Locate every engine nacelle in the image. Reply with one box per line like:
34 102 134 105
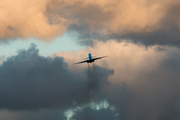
87 60 94 63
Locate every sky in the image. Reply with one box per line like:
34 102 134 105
1 0 180 120
0 33 85 56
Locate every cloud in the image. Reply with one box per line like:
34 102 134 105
0 109 66 120
0 100 119 120
47 0 180 45
0 43 113 110
1 0 180 45
63 99 119 120
0 0 66 41
56 40 180 120
1 40 180 119
71 106 118 120
0 56 5 65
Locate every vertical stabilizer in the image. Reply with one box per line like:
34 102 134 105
88 53 92 60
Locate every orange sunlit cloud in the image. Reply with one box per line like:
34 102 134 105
1 0 180 41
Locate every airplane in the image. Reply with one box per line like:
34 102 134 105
73 53 107 65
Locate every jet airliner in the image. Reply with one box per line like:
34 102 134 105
74 53 107 65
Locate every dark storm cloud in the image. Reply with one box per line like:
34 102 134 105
0 43 113 110
2 41 180 120
0 109 66 120
72 107 120 120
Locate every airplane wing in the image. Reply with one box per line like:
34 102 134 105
92 56 108 61
73 60 89 65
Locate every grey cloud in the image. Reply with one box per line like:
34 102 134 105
0 109 66 120
111 28 180 46
0 43 113 110
104 50 180 120
67 23 180 46
2 43 180 120
72 107 120 120
67 23 102 46
61 0 180 46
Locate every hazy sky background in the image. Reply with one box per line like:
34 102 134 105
0 33 85 57
1 0 180 120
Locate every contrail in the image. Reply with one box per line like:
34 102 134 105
92 62 96 71
86 63 99 101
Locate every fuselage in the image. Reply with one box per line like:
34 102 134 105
87 53 94 63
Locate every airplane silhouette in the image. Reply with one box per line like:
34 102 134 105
73 53 107 65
